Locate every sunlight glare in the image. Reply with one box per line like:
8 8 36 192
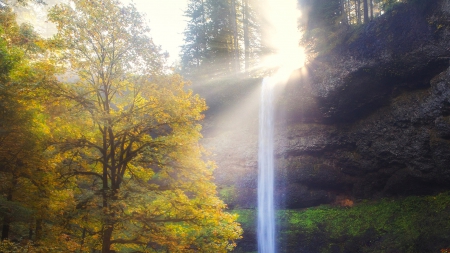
261 0 305 82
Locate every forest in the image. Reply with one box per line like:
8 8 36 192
0 0 431 252
180 0 405 80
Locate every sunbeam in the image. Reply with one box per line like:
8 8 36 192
260 0 305 81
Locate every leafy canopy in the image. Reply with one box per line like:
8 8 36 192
47 0 242 252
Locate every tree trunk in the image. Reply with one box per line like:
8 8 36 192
243 0 249 74
28 223 33 240
347 0 351 23
340 0 348 25
231 0 239 74
101 127 110 253
101 190 118 253
102 225 114 253
101 187 114 253
370 0 374 19
356 0 361 24
35 219 42 241
201 0 206 57
195 26 200 68
1 216 10 241
196 44 200 67
363 0 368 23
1 177 15 241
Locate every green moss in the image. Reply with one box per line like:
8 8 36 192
219 185 238 206
234 192 450 252
233 209 256 232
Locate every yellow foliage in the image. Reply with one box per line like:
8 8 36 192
39 0 244 251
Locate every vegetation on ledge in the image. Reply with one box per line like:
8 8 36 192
235 192 450 252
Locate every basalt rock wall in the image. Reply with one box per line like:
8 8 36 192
201 0 450 210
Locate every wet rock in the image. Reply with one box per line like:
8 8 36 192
201 0 450 209
435 116 450 138
279 183 331 209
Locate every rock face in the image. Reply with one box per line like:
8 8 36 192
201 0 450 209
278 71 450 207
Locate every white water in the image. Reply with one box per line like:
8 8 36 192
258 77 276 253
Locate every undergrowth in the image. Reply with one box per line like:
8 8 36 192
234 192 450 252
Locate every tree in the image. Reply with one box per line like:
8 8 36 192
241 0 261 75
363 0 369 22
48 0 242 252
181 0 236 79
299 0 410 57
203 0 235 77
0 7 58 244
370 0 374 20
231 0 240 74
242 0 250 71
180 0 262 80
180 0 208 78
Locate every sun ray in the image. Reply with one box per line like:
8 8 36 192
260 0 305 83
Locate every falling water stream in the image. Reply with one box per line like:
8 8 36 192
258 77 275 253
257 1 303 251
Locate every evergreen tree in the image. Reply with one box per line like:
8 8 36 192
242 0 261 75
180 0 207 77
204 0 234 77
181 0 262 80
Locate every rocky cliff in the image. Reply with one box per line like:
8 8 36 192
198 0 450 211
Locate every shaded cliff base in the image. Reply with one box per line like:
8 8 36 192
234 192 450 253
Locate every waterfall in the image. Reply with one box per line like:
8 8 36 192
258 77 275 253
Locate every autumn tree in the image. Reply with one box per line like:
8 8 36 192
48 0 241 252
0 7 60 245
